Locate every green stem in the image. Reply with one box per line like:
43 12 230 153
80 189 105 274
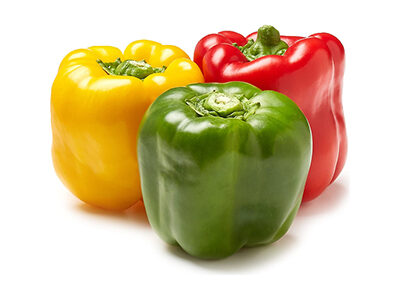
186 91 260 120
203 93 243 117
97 58 166 80
233 25 288 61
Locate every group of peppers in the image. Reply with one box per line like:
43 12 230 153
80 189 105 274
51 25 347 259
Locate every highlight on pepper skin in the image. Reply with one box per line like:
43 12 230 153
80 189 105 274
51 40 204 211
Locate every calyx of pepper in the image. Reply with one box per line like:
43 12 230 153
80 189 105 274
97 58 166 79
233 25 288 61
186 91 260 120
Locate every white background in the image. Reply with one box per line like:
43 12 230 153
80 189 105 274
1 0 399 298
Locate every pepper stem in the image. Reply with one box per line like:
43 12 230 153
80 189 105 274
185 91 260 120
203 93 244 117
234 25 288 61
97 58 166 80
257 25 281 46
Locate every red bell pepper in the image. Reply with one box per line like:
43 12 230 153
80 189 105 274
194 25 347 201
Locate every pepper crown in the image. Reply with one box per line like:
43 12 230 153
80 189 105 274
234 25 288 61
97 58 166 79
185 91 260 120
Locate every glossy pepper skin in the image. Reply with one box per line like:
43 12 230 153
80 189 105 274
194 26 347 201
51 40 204 210
138 82 312 259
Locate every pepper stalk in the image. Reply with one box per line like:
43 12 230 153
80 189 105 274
234 25 289 61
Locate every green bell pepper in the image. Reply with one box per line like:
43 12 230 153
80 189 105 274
138 82 312 259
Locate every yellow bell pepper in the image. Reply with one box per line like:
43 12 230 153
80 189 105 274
51 40 204 210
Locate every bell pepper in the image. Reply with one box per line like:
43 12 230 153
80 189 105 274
51 40 204 210
194 25 347 201
138 82 312 259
